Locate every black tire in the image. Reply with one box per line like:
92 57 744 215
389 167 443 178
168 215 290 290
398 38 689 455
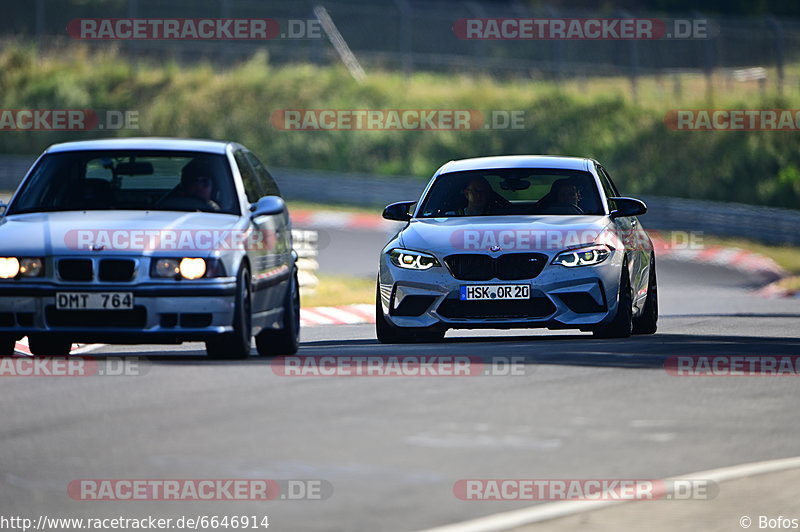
633 255 658 335
206 266 252 359
0 336 16 357
28 336 72 356
375 284 446 343
593 262 633 339
256 268 300 356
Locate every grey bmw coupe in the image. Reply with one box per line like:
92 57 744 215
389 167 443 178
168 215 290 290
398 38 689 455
377 155 657 342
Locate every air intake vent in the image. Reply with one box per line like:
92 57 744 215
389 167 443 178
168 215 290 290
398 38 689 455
444 253 547 281
99 259 136 282
58 259 93 281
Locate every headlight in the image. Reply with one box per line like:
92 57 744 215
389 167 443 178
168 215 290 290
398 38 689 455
151 258 225 279
0 257 43 279
0 257 20 279
179 258 206 280
19 258 43 277
152 258 180 278
389 249 440 270
552 244 612 267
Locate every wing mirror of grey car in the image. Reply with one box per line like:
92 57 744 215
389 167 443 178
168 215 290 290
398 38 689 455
250 195 285 218
608 197 647 219
0 201 6 216
382 201 416 222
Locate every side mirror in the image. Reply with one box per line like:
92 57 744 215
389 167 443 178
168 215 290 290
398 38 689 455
250 195 285 218
0 201 6 216
382 201 415 222
608 197 647 219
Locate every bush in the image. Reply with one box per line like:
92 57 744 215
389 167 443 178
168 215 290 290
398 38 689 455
1 44 799 209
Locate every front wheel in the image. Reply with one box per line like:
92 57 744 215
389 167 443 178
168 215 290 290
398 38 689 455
256 269 300 356
28 336 72 356
633 254 658 335
206 266 252 359
593 263 633 339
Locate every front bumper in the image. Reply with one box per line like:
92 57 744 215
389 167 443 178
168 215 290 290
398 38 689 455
378 252 622 331
0 280 238 343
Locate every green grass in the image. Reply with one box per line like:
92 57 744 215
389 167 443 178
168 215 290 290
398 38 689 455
287 200 379 215
776 276 800 292
301 274 374 307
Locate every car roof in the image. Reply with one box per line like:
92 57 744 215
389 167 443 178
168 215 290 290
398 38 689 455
45 137 232 155
438 155 591 173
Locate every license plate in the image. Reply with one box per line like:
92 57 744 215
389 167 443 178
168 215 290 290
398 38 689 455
56 292 134 310
460 284 530 300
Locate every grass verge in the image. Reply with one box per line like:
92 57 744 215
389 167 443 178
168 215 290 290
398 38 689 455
3 44 800 209
287 200 380 215
301 274 375 307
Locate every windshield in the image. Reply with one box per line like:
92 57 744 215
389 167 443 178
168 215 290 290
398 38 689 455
7 150 239 216
417 168 604 217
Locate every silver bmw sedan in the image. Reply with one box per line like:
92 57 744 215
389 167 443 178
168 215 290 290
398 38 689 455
0 138 299 358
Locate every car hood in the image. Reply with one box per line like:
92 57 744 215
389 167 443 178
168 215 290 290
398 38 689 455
0 210 243 256
399 216 613 255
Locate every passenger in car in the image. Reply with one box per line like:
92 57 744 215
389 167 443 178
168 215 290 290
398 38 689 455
176 159 221 211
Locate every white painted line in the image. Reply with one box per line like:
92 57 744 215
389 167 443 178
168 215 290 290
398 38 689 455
71 343 106 355
418 456 800 532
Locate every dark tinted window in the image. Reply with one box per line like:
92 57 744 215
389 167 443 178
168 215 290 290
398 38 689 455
9 150 239 215
244 152 281 197
233 150 263 203
418 168 603 217
596 165 620 212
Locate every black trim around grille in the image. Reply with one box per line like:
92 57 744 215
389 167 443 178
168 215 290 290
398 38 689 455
444 253 548 281
437 297 556 319
45 306 147 328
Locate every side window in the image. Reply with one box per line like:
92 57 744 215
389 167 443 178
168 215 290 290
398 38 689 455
596 166 618 212
233 150 263 203
244 152 281 197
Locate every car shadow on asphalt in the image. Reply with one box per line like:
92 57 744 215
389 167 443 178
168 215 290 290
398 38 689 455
82 331 800 372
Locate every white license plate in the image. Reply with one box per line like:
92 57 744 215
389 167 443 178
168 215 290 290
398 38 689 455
56 292 134 310
460 284 530 300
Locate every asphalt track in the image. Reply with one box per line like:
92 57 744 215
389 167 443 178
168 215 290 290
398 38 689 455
1 227 800 532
